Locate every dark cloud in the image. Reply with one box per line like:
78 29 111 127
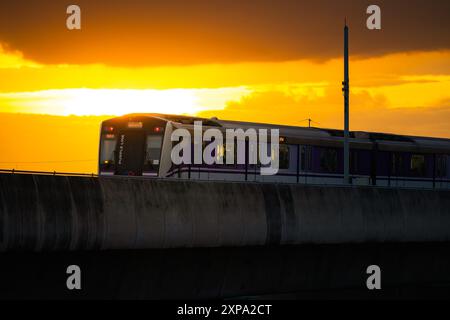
0 0 449 66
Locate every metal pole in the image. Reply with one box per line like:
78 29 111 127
343 23 350 184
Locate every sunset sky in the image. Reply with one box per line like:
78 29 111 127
0 0 449 173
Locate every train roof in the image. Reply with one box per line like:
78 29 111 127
104 113 450 154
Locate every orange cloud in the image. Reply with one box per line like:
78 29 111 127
1 0 450 66
199 88 450 138
0 43 41 69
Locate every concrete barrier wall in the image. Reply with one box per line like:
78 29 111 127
0 173 449 251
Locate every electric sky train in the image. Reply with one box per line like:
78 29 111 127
99 113 450 189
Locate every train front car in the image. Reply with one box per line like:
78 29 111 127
98 115 168 177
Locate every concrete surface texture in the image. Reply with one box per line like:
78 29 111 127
0 173 449 251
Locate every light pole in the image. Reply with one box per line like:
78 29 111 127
343 23 350 185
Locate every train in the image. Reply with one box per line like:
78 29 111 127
99 113 450 189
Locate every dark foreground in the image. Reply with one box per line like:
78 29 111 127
1 243 450 299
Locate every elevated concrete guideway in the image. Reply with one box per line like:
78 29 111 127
1 173 449 251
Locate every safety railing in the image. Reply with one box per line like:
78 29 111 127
1 168 449 190
0 168 97 177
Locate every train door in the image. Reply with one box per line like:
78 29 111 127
143 135 163 176
116 131 146 176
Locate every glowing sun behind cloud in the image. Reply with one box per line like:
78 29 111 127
0 87 251 116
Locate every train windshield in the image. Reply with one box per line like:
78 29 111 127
100 134 117 165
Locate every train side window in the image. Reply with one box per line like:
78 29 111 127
279 145 290 169
392 153 403 176
146 135 163 168
300 146 312 171
320 148 337 173
350 150 358 174
436 155 447 177
410 154 426 177
215 143 225 164
254 143 289 169
216 143 237 165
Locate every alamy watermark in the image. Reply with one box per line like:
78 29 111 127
170 121 280 176
66 265 81 290
366 4 382 30
366 265 381 290
66 5 81 30
67 4 382 31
